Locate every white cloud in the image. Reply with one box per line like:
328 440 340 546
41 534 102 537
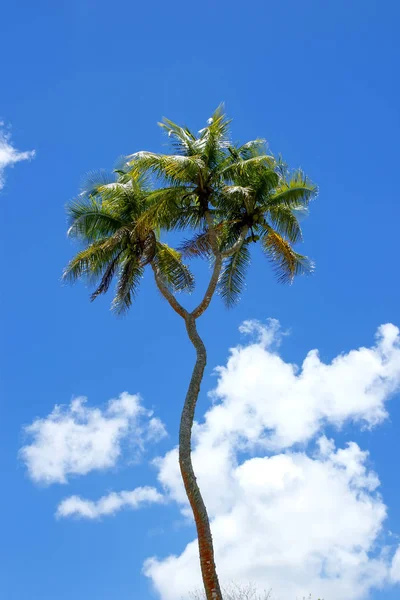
390 546 400 583
57 486 165 519
147 440 392 600
20 392 166 484
210 319 400 451
145 321 400 600
0 123 35 190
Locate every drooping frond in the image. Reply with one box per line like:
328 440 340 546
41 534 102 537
154 243 194 292
261 226 313 283
62 238 121 283
179 230 214 259
112 254 144 315
267 205 303 244
90 251 123 301
219 243 251 307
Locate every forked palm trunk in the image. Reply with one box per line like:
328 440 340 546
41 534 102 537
179 315 223 600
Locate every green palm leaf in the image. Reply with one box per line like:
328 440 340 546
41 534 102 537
154 243 194 292
196 104 232 166
219 243 251 307
158 119 197 156
67 199 124 241
267 205 303 244
63 238 121 283
136 186 196 233
112 254 144 315
221 154 276 181
127 152 204 185
266 170 318 209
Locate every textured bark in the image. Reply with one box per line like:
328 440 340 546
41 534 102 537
191 254 223 319
179 315 223 600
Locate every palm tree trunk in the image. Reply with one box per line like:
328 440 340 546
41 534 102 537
179 314 223 600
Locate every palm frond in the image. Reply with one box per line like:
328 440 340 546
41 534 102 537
266 170 318 209
67 199 123 241
90 251 123 301
154 243 194 292
205 104 231 134
112 254 144 315
63 238 121 283
267 205 303 244
261 226 313 283
221 154 276 181
79 170 117 198
135 186 196 233
158 118 197 156
127 152 204 185
196 104 232 167
235 138 267 160
219 243 251 307
179 230 214 258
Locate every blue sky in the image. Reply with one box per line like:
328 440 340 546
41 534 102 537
1 0 400 599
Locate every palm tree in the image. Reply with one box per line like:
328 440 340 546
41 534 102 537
64 106 318 600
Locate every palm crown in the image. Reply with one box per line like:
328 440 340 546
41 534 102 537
64 105 317 312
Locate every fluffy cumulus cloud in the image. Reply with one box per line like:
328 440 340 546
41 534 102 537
210 319 400 451
20 392 166 484
0 123 35 190
146 320 400 600
57 486 165 519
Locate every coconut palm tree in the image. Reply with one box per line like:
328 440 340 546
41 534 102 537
64 106 317 600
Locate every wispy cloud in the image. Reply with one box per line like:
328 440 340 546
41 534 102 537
20 392 166 484
57 486 165 519
0 123 35 190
